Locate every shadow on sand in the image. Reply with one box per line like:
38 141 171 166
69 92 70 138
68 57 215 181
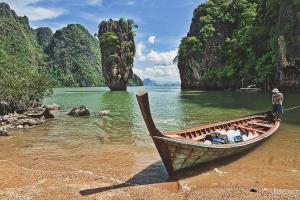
79 148 255 196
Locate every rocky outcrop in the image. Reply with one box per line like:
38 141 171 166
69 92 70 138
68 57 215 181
276 0 300 88
177 1 250 90
35 27 53 49
45 24 105 87
68 105 90 116
98 18 136 91
0 107 54 135
177 0 300 90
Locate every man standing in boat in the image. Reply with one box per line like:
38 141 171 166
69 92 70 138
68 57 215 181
272 88 284 121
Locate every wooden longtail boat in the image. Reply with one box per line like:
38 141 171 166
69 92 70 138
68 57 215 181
136 91 280 175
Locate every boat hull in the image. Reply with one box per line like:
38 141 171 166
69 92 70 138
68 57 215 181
152 134 272 174
136 91 280 175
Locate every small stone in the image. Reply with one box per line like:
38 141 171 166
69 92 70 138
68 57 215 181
250 188 257 192
24 144 33 148
68 105 90 116
97 110 111 116
16 125 23 128
24 124 30 128
0 129 9 136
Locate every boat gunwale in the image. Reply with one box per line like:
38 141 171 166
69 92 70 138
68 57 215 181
164 115 266 135
156 117 280 149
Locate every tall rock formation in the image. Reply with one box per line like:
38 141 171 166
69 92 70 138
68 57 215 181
275 0 300 88
45 24 105 87
177 0 300 90
35 27 53 50
98 18 136 91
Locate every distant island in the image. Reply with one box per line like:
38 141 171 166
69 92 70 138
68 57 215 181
143 78 180 86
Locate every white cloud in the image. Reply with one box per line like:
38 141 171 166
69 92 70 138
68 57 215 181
147 49 177 65
133 64 180 81
148 35 156 44
2 0 66 21
135 42 177 65
134 41 180 81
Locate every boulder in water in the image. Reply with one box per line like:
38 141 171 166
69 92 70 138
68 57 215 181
68 105 90 116
97 110 111 116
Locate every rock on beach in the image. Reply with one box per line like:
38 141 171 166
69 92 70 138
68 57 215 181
68 105 90 116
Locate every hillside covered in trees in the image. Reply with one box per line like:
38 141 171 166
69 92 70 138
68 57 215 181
0 2 50 114
44 24 105 87
177 0 300 90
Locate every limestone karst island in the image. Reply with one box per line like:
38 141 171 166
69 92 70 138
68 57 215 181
0 1 300 199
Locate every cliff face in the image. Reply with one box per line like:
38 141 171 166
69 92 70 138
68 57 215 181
178 0 300 90
45 24 105 87
35 27 53 50
275 0 300 88
98 18 136 91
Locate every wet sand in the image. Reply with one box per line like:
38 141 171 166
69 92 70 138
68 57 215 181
0 127 299 199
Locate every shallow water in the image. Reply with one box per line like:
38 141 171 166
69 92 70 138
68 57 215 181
0 86 300 199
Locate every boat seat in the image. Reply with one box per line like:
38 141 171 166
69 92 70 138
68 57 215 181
247 122 273 128
233 124 266 134
190 134 206 141
166 134 196 142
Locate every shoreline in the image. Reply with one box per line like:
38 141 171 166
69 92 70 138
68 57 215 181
0 104 59 136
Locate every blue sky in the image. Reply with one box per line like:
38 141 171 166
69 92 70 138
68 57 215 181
3 0 205 82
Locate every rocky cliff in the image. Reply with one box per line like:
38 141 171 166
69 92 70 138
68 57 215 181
35 27 53 50
178 0 300 90
45 24 105 87
275 0 300 88
98 18 136 91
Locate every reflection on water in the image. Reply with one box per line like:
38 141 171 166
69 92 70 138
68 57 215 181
0 86 300 198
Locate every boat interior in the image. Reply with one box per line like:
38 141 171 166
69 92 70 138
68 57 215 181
164 115 276 144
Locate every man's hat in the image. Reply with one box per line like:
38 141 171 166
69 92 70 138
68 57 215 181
272 88 279 93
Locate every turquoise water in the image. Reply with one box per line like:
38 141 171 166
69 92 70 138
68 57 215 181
44 86 300 140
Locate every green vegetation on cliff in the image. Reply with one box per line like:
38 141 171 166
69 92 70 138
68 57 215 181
0 3 51 113
178 0 300 89
128 74 143 86
45 24 105 87
98 18 137 91
35 27 53 50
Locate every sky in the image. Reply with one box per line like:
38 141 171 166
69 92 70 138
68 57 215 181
3 0 205 82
